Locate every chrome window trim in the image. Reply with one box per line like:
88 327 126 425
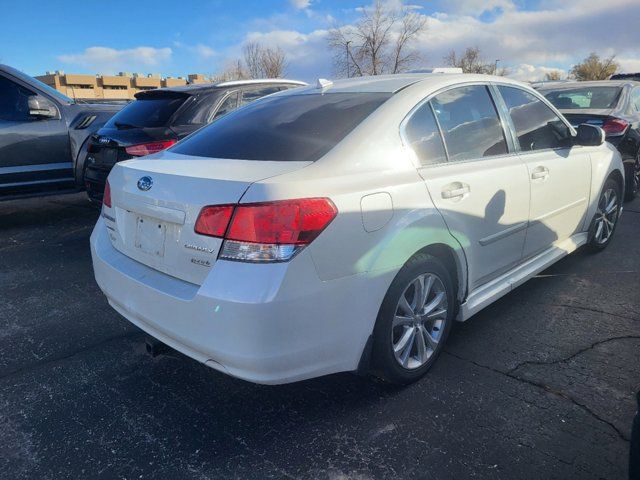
399 81 516 168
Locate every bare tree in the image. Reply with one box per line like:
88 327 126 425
243 42 263 79
570 53 618 81
242 41 288 79
444 46 507 75
211 60 249 83
259 46 287 78
328 0 427 77
544 70 564 81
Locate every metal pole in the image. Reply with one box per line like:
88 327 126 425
346 41 352 78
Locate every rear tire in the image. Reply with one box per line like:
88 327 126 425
587 177 622 252
371 254 455 385
624 153 640 202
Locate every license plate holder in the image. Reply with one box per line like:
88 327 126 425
134 215 166 257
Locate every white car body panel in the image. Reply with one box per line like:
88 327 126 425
91 73 624 384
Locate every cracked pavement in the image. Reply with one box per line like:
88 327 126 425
1 193 639 479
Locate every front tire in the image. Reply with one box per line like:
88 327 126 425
371 254 455 385
587 177 622 252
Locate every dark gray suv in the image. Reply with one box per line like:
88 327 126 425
0 64 123 200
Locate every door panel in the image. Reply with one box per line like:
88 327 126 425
520 149 591 257
421 157 530 289
0 75 70 191
494 85 592 257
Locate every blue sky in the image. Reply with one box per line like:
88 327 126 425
1 0 639 82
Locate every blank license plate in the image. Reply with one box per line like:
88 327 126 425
134 215 166 257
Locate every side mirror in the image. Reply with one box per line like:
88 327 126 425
28 96 58 119
575 124 605 147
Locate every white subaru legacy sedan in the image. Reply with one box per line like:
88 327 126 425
91 74 624 385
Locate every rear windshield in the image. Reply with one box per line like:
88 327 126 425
170 92 391 162
542 86 621 110
104 95 188 129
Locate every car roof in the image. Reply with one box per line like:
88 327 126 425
288 73 528 94
538 80 639 90
148 78 307 95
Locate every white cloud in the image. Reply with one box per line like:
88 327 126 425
289 0 311 10
617 57 640 73
440 0 515 15
191 44 216 59
58 46 172 73
508 64 566 82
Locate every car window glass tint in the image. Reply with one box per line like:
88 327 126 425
0 76 35 121
171 92 391 162
632 88 640 112
213 92 239 120
430 85 507 162
241 86 281 106
543 86 621 110
499 86 572 151
404 102 447 165
174 92 222 125
104 95 187 129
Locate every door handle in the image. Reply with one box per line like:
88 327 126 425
441 183 470 199
531 166 549 180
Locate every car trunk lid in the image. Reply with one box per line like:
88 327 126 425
105 151 311 285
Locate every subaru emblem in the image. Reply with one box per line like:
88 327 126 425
137 176 153 191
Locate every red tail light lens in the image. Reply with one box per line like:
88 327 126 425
602 118 629 136
227 198 337 245
125 139 177 157
103 179 112 208
194 205 234 238
194 198 337 262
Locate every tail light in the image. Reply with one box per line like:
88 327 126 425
103 179 112 208
125 139 177 157
194 198 337 262
602 118 629 137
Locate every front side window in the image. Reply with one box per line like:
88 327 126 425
498 86 572 151
404 102 447 166
0 75 35 121
171 92 391 162
430 85 508 162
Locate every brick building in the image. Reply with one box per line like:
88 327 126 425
35 71 211 100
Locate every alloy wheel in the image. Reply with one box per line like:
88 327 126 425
594 187 619 245
391 273 448 370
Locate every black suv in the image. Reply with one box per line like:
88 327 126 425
539 80 640 200
83 79 306 204
0 64 122 199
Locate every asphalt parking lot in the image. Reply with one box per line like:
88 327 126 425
1 193 639 480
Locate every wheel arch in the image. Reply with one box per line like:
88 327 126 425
413 243 464 302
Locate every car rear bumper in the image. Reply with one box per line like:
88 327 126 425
90 217 395 384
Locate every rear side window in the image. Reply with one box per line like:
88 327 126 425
104 95 188 129
543 86 621 109
431 85 507 162
171 92 391 162
404 103 447 166
212 91 240 120
498 86 572 151
240 86 282 106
